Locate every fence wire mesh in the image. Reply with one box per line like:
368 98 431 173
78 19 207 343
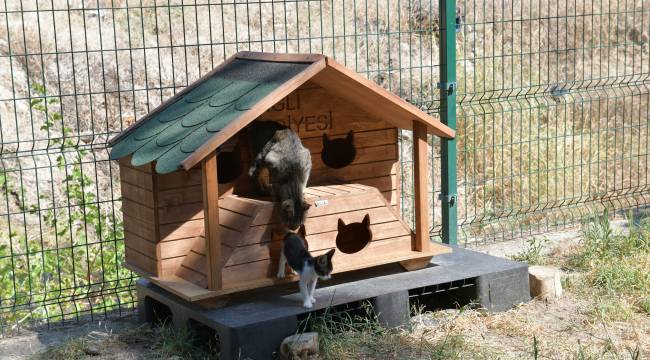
0 0 647 334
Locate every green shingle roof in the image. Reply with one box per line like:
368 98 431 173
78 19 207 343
109 57 313 173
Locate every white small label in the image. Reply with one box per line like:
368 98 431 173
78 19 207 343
314 199 329 207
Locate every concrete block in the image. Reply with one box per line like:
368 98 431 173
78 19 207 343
528 265 563 300
372 290 410 328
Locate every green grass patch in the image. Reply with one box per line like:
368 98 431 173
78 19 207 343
564 214 650 320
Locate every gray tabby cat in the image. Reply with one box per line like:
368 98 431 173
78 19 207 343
277 227 335 308
248 121 312 230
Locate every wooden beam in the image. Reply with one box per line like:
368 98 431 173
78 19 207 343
235 51 325 63
202 151 221 290
413 120 430 252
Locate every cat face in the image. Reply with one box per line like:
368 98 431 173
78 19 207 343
336 214 372 254
321 131 356 169
280 199 311 230
314 249 335 280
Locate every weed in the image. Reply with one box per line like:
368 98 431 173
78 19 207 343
511 237 549 265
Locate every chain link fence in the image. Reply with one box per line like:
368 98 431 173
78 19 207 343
0 0 648 334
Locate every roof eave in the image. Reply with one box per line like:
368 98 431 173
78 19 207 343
179 57 328 171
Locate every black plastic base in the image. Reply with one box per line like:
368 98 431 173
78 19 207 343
137 247 529 360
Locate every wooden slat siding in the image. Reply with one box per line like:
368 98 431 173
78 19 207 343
176 265 208 288
123 215 157 242
121 198 155 224
310 160 397 183
121 181 155 208
251 191 387 226
412 120 430 252
219 195 261 215
300 128 397 153
159 237 199 259
125 246 157 275
119 165 153 190
258 85 393 138
124 231 156 257
202 152 222 290
225 220 410 266
157 185 203 207
311 144 397 170
221 235 413 285
160 257 187 276
158 202 203 224
158 209 248 244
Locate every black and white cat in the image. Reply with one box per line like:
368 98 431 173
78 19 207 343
277 228 335 308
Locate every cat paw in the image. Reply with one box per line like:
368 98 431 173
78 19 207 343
310 296 316 303
276 271 286 279
302 301 313 309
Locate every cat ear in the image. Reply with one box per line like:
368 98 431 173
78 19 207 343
338 218 345 231
322 133 329 144
346 130 354 143
362 214 370 228
281 199 295 217
326 248 335 260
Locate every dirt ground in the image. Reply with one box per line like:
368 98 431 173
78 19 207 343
1 219 648 360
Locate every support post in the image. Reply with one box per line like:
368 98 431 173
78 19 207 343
413 120 430 252
440 0 458 245
202 151 221 290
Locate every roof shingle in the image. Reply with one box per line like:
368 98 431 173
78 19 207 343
109 58 311 173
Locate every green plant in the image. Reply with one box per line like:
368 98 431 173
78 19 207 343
0 83 130 329
511 237 549 265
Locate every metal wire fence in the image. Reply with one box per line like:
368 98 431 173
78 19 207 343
0 0 647 334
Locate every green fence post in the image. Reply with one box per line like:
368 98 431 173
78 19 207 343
440 0 458 245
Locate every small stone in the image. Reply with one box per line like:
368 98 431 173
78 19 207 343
84 345 101 356
529 265 563 300
280 332 318 360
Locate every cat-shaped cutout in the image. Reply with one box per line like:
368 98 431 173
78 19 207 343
336 214 372 254
321 131 356 169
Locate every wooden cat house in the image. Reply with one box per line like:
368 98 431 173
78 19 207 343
109 52 455 301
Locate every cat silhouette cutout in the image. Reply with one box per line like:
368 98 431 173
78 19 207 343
321 131 356 169
336 214 372 254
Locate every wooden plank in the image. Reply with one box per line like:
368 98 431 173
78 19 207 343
300 128 397 153
160 256 186 276
157 185 203 207
222 235 412 285
181 58 327 170
124 231 156 258
158 218 245 247
158 202 203 224
119 165 153 190
176 265 208 288
157 168 202 190
121 198 155 224
310 160 397 183
121 181 155 208
312 58 454 138
219 196 260 216
250 191 387 226
259 86 393 138
125 246 157 275
202 152 222 290
226 220 411 266
123 215 156 242
310 144 397 172
149 275 217 302
413 120 430 252
159 237 198 259
400 256 433 271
